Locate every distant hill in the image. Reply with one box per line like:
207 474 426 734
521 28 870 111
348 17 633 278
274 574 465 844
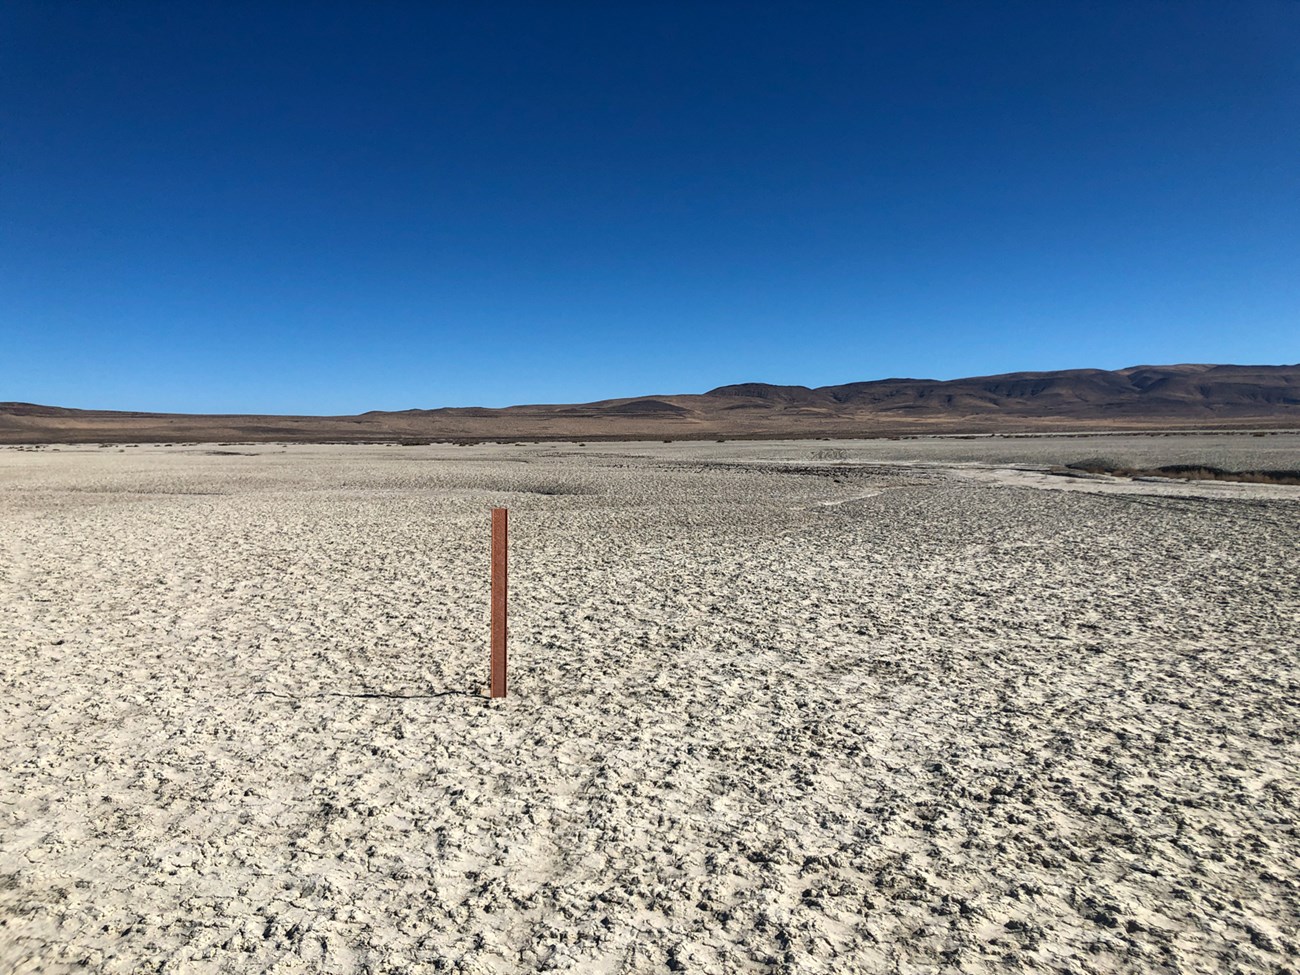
3 364 1298 443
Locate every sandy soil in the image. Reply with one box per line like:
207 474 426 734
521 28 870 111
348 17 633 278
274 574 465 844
2 441 1298 974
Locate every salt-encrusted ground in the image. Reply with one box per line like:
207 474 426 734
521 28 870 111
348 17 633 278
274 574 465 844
1 440 1297 974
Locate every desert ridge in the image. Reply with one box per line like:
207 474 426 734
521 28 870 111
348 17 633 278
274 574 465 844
3 363 1299 443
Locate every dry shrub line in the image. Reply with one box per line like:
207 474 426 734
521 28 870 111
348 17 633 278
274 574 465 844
1064 459 1300 485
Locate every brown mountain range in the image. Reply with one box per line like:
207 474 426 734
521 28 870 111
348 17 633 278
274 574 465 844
3 364 1298 443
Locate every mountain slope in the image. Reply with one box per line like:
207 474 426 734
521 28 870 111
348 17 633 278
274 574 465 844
3 364 1297 443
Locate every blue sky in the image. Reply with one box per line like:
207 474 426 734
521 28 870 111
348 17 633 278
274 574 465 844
3 2 1298 413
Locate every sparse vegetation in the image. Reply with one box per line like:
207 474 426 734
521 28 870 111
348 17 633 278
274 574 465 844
1063 457 1123 475
1065 459 1300 485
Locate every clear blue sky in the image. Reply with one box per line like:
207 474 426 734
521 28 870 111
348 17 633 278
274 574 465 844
3 2 1298 413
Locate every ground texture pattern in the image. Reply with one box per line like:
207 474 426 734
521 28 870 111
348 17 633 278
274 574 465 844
1 443 1298 974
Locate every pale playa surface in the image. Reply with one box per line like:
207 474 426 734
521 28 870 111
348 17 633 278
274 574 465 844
1 439 1298 974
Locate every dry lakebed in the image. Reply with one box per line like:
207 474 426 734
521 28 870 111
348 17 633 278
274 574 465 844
1 436 1298 974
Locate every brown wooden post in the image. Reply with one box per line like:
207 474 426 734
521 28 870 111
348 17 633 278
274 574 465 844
490 507 508 698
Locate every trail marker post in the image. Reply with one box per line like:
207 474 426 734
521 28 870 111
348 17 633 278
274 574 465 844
489 507 508 698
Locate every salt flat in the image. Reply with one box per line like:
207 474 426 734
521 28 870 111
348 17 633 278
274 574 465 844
1 439 1298 974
